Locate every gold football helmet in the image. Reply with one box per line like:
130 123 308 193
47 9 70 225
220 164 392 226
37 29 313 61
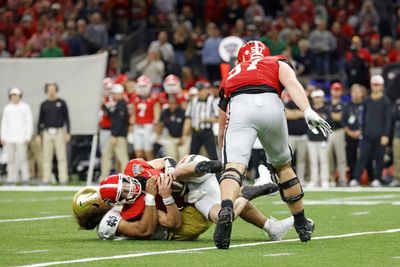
72 187 110 230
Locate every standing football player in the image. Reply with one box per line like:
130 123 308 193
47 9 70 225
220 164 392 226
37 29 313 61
131 75 160 160
215 40 331 249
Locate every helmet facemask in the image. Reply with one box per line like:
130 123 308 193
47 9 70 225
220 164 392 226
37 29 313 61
117 174 143 204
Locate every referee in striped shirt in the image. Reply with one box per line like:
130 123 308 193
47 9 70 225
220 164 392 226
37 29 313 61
183 81 219 159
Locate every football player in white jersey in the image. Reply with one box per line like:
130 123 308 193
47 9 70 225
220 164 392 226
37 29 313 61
73 156 294 241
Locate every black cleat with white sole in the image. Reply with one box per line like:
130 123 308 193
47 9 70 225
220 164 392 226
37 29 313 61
213 207 234 249
294 218 315 242
241 183 279 201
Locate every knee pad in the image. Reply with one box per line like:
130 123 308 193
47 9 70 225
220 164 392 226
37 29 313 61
278 177 304 203
219 168 245 186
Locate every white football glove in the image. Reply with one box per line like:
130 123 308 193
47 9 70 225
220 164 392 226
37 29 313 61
304 107 332 137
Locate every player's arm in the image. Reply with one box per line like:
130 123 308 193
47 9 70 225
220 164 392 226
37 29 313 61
278 61 310 112
157 175 182 229
153 101 161 124
116 177 158 238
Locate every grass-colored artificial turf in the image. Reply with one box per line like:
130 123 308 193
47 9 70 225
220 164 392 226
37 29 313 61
1 190 400 267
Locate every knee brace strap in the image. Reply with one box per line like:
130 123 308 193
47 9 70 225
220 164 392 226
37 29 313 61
219 168 245 186
278 177 304 203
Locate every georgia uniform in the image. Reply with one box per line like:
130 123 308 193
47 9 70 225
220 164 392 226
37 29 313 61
219 55 292 167
132 94 158 151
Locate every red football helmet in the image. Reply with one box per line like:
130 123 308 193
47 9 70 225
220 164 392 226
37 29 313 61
99 174 143 204
236 40 270 63
163 74 182 94
136 75 153 97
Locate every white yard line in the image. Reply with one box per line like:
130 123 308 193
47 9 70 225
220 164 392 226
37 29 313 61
263 253 294 257
0 186 399 192
351 212 370 216
15 228 400 267
0 215 71 223
17 250 50 254
0 197 72 203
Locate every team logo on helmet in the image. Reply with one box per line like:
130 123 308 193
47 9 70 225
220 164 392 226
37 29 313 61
237 40 270 63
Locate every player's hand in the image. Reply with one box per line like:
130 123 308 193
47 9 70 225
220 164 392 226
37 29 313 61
381 135 389 146
164 167 176 181
157 173 172 198
304 107 332 137
146 176 158 196
0 139 5 146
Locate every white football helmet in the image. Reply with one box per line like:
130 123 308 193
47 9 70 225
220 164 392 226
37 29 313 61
135 75 153 97
163 74 182 94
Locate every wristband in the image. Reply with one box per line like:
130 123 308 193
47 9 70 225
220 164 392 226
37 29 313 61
162 196 175 206
145 193 156 206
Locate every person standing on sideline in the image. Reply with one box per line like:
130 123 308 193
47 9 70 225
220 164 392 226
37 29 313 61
1 88 33 185
183 81 219 160
37 83 70 185
341 84 365 184
351 75 392 187
391 98 400 187
326 82 347 186
100 84 129 181
215 40 331 249
307 89 330 188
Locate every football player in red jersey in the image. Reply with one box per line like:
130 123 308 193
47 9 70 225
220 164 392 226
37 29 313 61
131 75 161 160
159 74 189 109
73 156 294 241
214 40 332 249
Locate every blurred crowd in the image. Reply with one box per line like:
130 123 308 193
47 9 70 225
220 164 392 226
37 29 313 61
1 0 400 187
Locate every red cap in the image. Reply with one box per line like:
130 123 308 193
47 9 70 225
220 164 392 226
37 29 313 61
330 82 343 91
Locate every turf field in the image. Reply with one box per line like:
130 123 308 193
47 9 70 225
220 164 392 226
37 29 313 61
1 187 400 267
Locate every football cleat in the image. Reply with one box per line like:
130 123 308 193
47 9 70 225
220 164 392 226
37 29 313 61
194 160 223 174
294 218 315 242
241 183 279 201
213 207 234 249
265 216 294 241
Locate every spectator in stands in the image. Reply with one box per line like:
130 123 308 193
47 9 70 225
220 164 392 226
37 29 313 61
326 82 347 186
358 1 379 36
345 45 369 87
85 12 108 52
8 27 27 57
391 98 400 187
351 75 392 187
65 20 87 56
342 84 365 183
290 0 315 28
39 35 64 57
331 21 351 74
183 81 218 160
368 34 384 67
172 23 190 68
100 84 129 181
260 26 286 56
1 88 33 185
37 82 70 185
381 36 398 64
284 92 309 183
148 31 175 71
307 89 330 188
0 39 10 57
202 23 222 83
223 0 244 30
294 39 313 75
244 0 265 25
157 95 188 160
308 20 337 75
136 50 165 85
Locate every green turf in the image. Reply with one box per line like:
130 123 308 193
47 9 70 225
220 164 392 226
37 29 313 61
1 190 400 267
